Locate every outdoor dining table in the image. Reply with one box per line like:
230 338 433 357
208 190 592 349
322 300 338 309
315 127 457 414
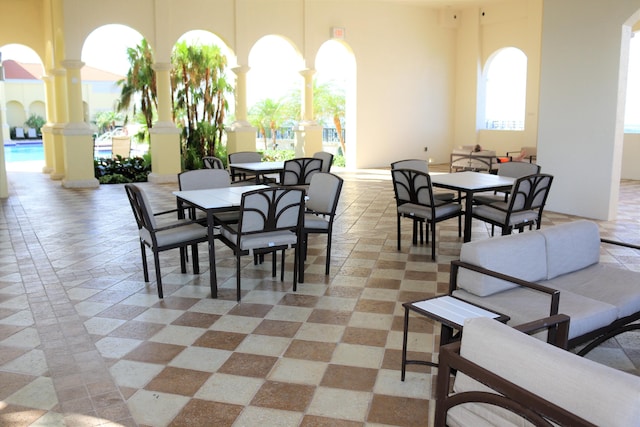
430 171 515 242
228 161 285 184
173 184 268 298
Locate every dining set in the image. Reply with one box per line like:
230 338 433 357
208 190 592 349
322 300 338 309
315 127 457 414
390 158 554 259
125 151 342 302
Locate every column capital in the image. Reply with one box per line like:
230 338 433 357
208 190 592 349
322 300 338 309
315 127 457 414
232 65 250 76
152 62 172 72
49 68 66 77
61 60 85 70
299 68 316 78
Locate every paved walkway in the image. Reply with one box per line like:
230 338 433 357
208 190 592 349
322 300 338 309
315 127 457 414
0 166 638 426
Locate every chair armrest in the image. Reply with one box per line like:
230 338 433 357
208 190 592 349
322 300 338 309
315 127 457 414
449 259 561 317
154 219 203 232
434 316 595 427
153 208 180 217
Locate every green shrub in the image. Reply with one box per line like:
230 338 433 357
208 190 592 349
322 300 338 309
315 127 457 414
94 156 150 184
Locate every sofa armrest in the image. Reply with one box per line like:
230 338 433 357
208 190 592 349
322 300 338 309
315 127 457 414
514 314 570 349
434 317 597 427
601 238 640 251
449 259 561 317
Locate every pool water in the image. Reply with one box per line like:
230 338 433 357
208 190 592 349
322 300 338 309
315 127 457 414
4 143 113 162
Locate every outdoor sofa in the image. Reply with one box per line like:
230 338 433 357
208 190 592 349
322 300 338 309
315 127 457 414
448 219 640 354
450 145 500 173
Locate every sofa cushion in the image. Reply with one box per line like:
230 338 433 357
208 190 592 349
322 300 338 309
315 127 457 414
451 317 640 427
545 263 640 318
540 220 600 279
452 286 618 340
458 231 547 297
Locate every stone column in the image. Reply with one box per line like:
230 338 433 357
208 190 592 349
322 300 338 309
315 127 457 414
0 78 7 198
294 69 322 157
50 67 67 180
60 60 98 189
148 62 180 184
41 74 56 174
226 65 257 154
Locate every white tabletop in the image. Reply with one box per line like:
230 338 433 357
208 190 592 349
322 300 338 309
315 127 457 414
173 185 268 210
430 171 515 191
229 161 284 172
412 295 501 327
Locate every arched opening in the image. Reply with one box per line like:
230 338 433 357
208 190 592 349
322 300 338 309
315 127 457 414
173 30 236 168
247 35 303 151
315 39 356 168
481 47 527 131
1 43 45 173
82 24 144 157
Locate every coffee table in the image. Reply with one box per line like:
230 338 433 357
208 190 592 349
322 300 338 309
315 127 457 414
401 295 509 381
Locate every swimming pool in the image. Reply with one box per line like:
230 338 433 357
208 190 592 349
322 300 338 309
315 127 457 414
4 142 118 162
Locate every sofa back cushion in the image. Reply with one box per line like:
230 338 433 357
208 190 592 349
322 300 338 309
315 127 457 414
540 220 600 280
458 231 547 296
453 317 640 427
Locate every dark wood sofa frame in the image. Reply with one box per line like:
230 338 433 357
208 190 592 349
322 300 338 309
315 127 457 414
433 314 604 427
448 235 640 356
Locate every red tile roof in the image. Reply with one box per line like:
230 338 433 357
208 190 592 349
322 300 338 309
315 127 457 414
2 59 124 81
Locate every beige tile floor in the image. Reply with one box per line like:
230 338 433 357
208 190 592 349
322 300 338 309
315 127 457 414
1 163 639 426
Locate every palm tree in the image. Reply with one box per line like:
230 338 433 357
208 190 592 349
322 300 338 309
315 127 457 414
313 81 346 155
172 41 233 166
248 98 286 150
93 110 123 134
116 39 157 133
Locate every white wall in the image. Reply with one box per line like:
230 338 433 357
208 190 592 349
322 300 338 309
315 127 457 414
538 0 640 220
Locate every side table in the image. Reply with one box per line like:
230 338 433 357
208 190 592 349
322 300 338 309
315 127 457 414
401 295 509 381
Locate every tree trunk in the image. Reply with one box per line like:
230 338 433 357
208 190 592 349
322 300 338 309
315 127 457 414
334 115 346 155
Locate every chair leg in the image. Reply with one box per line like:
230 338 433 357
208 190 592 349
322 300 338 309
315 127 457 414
280 249 285 281
412 220 418 245
293 246 298 292
191 244 200 274
140 242 149 282
431 222 437 261
325 234 332 276
458 215 462 238
153 253 164 299
272 252 277 277
179 247 187 273
236 254 242 302
397 214 402 251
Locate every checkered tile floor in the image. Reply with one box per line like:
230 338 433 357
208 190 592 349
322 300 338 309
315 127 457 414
1 163 639 426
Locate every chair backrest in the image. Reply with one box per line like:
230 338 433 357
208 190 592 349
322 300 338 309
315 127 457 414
238 187 305 235
506 173 554 213
281 158 323 186
202 156 224 169
228 151 262 164
313 151 334 173
497 161 541 178
306 173 344 216
178 169 231 191
391 168 436 208
390 159 429 173
125 184 157 238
